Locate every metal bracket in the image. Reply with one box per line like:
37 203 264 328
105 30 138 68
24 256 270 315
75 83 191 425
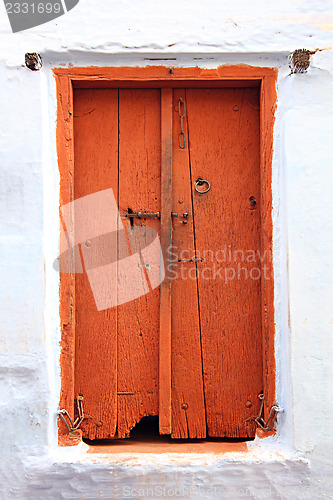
58 396 88 432
246 394 282 431
125 211 160 219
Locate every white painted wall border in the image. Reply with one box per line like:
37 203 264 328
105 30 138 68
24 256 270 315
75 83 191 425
40 52 293 460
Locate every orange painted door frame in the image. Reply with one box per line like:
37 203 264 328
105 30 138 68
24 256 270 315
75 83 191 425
55 66 277 444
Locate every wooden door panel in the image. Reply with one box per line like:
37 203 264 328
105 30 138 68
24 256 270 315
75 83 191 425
171 89 206 439
73 89 119 439
117 89 161 438
186 88 262 437
71 86 263 441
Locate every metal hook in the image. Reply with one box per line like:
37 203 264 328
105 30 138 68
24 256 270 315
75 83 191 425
246 393 283 431
58 395 88 433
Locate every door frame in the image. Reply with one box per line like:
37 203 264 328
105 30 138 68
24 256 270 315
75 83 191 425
54 65 277 445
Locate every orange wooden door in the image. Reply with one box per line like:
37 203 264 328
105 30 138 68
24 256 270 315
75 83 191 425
71 86 262 440
171 88 262 438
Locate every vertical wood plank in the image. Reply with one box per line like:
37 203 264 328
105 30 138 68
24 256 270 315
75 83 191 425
260 76 277 422
170 89 206 439
159 88 173 435
73 89 119 440
117 89 161 438
57 75 76 444
187 88 262 437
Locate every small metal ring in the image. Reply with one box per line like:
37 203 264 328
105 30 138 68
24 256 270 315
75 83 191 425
194 178 211 194
178 98 186 117
179 131 185 149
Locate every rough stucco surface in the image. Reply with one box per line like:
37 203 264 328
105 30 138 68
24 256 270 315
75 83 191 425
0 0 333 498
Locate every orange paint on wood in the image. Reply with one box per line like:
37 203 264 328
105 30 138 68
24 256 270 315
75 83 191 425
58 430 82 447
260 76 277 421
159 88 173 435
117 89 161 438
186 88 262 437
57 75 76 440
73 89 119 439
56 66 277 444
171 89 206 439
54 65 276 88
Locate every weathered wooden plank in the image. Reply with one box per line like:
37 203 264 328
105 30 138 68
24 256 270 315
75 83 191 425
159 88 173 435
170 89 206 439
117 89 161 438
260 76 277 424
73 89 119 439
57 75 76 445
186 88 263 437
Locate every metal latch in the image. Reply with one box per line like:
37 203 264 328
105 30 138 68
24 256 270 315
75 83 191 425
246 393 282 431
58 395 89 432
125 210 160 219
125 211 189 220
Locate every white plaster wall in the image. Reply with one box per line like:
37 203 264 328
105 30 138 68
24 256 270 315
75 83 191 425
0 0 333 498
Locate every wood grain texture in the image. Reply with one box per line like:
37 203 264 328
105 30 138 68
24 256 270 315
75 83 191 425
54 65 277 89
57 69 277 443
170 89 206 439
57 75 76 443
117 89 161 438
260 76 277 421
159 88 173 435
186 88 262 437
73 89 119 439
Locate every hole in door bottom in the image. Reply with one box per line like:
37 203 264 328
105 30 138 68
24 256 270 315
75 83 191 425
83 415 255 446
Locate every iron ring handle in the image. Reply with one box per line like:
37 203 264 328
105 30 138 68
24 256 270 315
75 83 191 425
194 178 211 194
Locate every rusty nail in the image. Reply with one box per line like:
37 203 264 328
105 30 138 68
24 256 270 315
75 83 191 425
96 421 103 427
85 240 92 247
182 403 188 410
182 220 188 225
179 199 184 204
246 401 252 408
233 105 239 111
